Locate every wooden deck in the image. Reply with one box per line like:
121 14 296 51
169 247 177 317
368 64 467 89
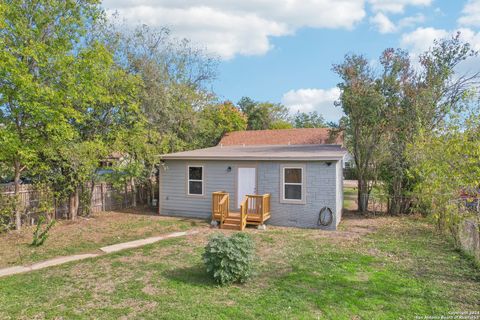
212 192 271 230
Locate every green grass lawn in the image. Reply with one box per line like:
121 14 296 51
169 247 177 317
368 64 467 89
0 210 199 268
343 184 388 212
343 185 357 210
0 214 478 319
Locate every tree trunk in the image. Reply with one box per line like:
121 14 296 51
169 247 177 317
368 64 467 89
131 177 137 207
146 183 151 206
75 188 79 218
388 176 402 215
124 183 128 208
357 177 369 213
89 179 96 216
149 178 155 206
68 193 75 220
13 159 21 230
69 188 79 220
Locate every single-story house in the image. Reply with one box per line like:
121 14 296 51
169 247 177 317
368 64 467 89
158 128 347 230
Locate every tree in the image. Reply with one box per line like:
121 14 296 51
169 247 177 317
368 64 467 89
237 97 289 130
99 23 217 204
44 52 141 218
0 0 107 229
333 54 386 212
198 101 247 146
293 111 326 128
379 35 478 214
333 34 478 215
269 120 293 129
378 48 418 214
408 109 480 241
106 24 217 152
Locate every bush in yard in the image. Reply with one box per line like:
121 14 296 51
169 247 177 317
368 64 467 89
31 216 55 247
0 194 15 232
203 232 255 285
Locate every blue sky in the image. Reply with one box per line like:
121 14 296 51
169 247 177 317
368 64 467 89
103 1 480 122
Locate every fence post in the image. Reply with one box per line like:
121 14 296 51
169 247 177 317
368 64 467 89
101 183 106 211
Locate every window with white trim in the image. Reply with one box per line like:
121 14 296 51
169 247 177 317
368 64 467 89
283 167 303 201
188 165 203 195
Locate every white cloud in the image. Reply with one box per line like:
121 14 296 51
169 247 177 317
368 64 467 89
400 27 449 53
398 14 425 28
368 0 432 13
371 13 425 34
370 13 396 33
400 27 480 75
458 0 480 27
401 27 480 54
103 0 366 59
281 88 344 122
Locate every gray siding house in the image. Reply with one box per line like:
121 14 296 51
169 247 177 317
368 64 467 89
159 142 346 230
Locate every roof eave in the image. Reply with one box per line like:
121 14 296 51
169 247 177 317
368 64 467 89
160 155 345 161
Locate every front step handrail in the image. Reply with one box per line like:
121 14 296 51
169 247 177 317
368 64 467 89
239 198 248 231
212 191 229 221
218 194 229 229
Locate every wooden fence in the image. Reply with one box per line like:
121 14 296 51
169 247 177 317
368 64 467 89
0 182 141 226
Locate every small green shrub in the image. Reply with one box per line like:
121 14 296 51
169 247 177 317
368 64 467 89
0 194 15 232
31 216 55 247
202 232 255 285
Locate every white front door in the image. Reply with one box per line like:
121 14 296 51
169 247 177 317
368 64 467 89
237 167 256 208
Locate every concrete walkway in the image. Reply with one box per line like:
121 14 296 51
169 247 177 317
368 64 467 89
0 230 198 278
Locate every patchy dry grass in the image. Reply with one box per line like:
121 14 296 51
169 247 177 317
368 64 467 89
0 211 478 319
0 209 202 268
344 184 357 210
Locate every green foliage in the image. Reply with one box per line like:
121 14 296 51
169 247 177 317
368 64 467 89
333 54 386 212
237 97 290 130
377 39 477 214
333 33 479 214
203 232 256 285
0 0 131 226
198 101 247 146
98 23 217 202
31 216 55 247
269 120 293 129
293 111 326 128
0 194 15 232
408 111 480 242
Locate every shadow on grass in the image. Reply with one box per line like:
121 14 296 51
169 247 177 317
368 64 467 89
114 206 158 216
342 209 382 220
109 208 207 227
163 264 217 287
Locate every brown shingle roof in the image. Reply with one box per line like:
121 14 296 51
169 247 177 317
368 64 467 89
218 128 342 146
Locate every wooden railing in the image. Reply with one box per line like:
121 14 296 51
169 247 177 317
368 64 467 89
212 191 229 221
217 193 229 228
246 194 271 222
239 198 248 231
262 194 271 220
212 192 271 229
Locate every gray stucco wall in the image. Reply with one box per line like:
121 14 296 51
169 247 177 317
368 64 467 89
159 159 342 229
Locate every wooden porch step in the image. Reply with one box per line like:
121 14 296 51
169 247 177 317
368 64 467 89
221 222 242 230
221 212 242 230
224 218 240 224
